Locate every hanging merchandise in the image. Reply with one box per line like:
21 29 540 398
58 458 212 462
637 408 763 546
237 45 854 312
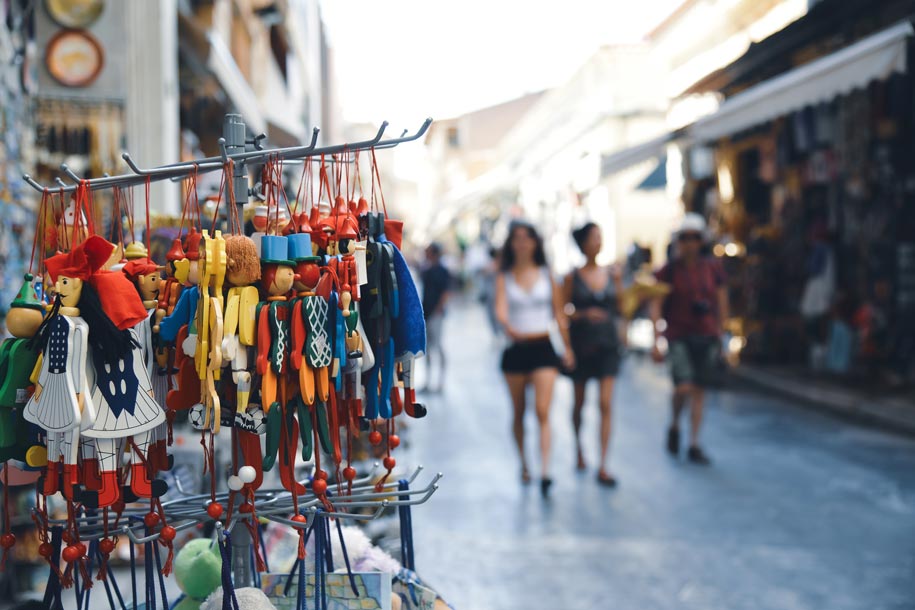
6 115 443 609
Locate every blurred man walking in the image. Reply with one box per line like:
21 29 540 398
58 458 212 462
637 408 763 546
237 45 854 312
421 242 451 393
650 213 729 465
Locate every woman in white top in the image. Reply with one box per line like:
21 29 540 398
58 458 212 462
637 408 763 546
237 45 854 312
494 222 573 497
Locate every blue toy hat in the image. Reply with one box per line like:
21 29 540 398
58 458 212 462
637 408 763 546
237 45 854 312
288 233 320 262
260 235 294 265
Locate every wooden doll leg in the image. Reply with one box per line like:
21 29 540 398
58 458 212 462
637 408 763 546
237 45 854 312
130 430 166 498
262 367 278 411
300 363 316 405
43 433 62 496
90 437 122 508
316 366 329 402
262 367 281 472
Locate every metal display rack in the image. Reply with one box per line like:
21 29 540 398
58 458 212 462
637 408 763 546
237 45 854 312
20 113 440 595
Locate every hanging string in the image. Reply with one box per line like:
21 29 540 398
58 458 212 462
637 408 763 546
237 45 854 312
370 148 388 217
29 190 49 275
1 466 12 571
110 187 125 251
293 156 313 218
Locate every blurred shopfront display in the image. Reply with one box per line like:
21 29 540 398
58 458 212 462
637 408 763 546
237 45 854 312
680 1 915 386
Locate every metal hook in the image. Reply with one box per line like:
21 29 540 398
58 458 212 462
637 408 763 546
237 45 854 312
60 163 81 183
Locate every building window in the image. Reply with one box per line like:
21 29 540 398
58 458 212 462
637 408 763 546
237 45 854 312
447 127 460 148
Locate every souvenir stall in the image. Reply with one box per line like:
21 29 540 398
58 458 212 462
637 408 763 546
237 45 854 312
0 113 447 610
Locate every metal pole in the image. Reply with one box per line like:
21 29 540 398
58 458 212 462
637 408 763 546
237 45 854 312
223 114 249 232
223 113 253 587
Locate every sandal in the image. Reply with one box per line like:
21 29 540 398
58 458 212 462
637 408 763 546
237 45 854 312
597 471 617 487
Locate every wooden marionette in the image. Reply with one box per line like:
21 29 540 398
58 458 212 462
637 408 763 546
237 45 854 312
189 229 225 433
288 230 327 464
319 197 364 360
121 259 172 473
221 235 261 429
24 236 114 501
159 228 203 412
62 238 164 508
0 275 45 463
254 234 305 494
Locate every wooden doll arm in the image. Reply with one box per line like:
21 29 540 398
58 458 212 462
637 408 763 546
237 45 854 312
238 286 258 346
223 292 240 345
255 306 270 376
72 324 87 395
290 300 305 371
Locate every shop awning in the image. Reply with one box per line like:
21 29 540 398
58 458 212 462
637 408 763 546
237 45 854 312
600 131 682 178
691 20 914 142
636 156 667 191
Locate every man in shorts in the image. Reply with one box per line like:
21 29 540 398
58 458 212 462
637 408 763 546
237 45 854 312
650 213 729 465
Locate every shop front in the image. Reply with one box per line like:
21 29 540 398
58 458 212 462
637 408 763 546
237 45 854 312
683 20 915 386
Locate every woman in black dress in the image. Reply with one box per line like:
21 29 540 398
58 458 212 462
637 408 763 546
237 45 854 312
563 223 623 486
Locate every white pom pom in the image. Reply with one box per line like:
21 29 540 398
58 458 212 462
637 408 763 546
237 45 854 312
238 465 256 484
227 475 243 491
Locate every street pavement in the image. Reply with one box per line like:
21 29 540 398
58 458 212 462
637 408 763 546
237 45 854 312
406 301 915 610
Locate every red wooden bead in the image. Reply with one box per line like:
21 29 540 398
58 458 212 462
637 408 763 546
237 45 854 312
61 545 81 563
312 478 328 495
76 543 86 558
111 499 126 514
368 431 382 446
342 467 356 481
206 502 224 519
61 531 72 544
144 512 160 528
159 526 176 543
0 533 15 549
291 514 307 524
388 434 401 449
383 456 396 470
38 542 53 558
314 469 328 481
99 538 116 555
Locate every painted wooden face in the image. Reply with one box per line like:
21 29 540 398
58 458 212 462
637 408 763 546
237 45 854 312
136 271 161 302
269 265 295 296
55 275 83 308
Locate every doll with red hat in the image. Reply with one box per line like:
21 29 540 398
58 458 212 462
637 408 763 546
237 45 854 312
317 197 364 360
80 253 166 508
24 235 135 500
159 229 203 412
123 258 172 472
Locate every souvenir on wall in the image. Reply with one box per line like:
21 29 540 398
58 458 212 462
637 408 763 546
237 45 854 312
45 29 104 88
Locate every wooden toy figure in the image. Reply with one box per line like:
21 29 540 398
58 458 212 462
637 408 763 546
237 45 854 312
159 229 203 412
288 230 327 461
73 240 163 508
24 236 116 500
318 197 363 360
255 235 299 487
221 235 261 429
0 275 44 463
190 229 226 433
122 258 171 472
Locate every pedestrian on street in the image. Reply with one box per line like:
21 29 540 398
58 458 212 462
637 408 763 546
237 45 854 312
563 222 623 487
649 213 729 465
420 242 452 393
494 221 574 497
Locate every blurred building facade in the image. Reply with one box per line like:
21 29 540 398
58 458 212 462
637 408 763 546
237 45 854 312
422 0 809 274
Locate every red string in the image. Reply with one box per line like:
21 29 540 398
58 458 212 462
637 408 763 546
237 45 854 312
154 498 174 576
28 190 49 275
370 149 388 217
1 466 10 571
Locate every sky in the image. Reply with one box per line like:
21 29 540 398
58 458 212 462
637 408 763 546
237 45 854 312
320 0 684 125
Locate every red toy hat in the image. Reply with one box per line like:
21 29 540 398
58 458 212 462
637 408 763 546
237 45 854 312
184 228 202 261
90 271 149 330
166 238 186 262
121 259 160 282
334 214 360 240
44 235 114 283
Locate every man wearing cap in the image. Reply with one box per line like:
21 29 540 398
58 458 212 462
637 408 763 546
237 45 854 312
650 213 729 465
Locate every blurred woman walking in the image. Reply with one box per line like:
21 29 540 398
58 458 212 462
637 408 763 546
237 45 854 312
563 223 623 487
494 222 573 498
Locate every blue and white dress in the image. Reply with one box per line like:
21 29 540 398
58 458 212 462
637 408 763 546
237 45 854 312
24 314 95 432
83 327 165 439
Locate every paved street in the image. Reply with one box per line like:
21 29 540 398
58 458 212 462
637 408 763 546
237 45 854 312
407 301 915 610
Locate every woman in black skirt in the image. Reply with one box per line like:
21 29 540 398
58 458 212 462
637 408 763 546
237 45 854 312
494 222 573 497
563 223 623 486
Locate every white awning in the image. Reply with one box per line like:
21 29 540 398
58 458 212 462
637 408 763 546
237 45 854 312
600 131 680 178
692 21 914 142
